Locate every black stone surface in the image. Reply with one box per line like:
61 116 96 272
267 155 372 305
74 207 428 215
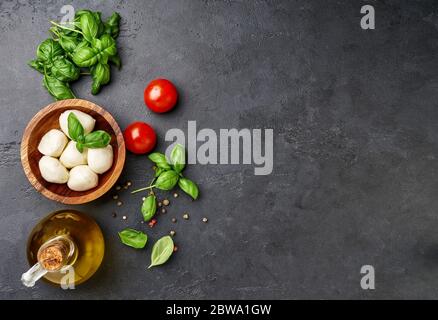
1 0 438 299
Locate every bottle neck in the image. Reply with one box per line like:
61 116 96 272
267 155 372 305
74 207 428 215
21 235 77 287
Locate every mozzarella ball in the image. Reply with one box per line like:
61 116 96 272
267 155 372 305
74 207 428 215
59 110 96 138
67 165 98 191
38 129 68 157
39 156 69 184
87 145 113 174
59 141 88 169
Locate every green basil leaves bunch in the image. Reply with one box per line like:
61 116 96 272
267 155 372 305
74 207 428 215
68 113 111 152
151 144 199 199
132 144 199 224
28 9 122 100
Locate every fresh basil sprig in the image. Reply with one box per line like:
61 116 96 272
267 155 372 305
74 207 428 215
148 236 174 268
118 228 148 249
132 144 200 200
67 113 111 152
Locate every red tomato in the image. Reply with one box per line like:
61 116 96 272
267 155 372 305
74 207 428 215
124 122 157 154
144 79 178 113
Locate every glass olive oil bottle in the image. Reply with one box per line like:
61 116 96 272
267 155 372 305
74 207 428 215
22 210 104 287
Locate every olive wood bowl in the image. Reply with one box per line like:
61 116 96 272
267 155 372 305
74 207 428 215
21 99 125 204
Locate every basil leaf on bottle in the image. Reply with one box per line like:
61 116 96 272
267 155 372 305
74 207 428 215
37 39 64 62
90 63 111 95
148 152 172 170
104 12 121 38
170 144 186 173
118 228 148 249
51 57 80 82
178 177 199 200
155 170 179 191
80 12 99 43
72 46 99 67
28 60 45 74
43 74 75 101
141 195 157 222
82 130 111 148
67 112 85 143
148 236 174 268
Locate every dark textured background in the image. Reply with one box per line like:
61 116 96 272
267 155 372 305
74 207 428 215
1 0 438 299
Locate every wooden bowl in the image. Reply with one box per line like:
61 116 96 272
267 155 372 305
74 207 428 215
21 99 125 204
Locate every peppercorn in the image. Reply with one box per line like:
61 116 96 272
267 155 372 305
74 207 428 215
170 230 176 236
113 194 119 200
158 202 162 207
163 199 170 206
161 208 167 214
148 219 157 228
116 185 122 191
173 246 178 252
173 193 178 198
172 218 177 223
202 217 208 223
117 201 123 207
183 213 189 220
122 215 127 220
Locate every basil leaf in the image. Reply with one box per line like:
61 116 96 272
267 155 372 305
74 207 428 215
37 39 64 62
80 12 99 43
155 170 179 191
92 11 105 37
67 112 85 143
154 167 165 177
82 130 111 148
59 34 80 53
118 228 148 249
148 152 172 170
109 54 122 70
148 236 174 268
170 144 186 173
141 195 157 222
75 9 92 18
178 177 199 200
28 60 44 74
93 34 117 61
104 12 121 38
76 142 84 153
90 63 111 95
51 57 80 82
43 74 75 101
72 46 98 67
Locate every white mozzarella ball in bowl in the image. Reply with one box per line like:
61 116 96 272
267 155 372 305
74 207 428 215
67 165 98 191
39 156 69 184
88 145 113 174
38 129 68 157
60 141 88 169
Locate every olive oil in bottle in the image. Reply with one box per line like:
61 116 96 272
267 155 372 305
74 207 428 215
22 210 105 287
